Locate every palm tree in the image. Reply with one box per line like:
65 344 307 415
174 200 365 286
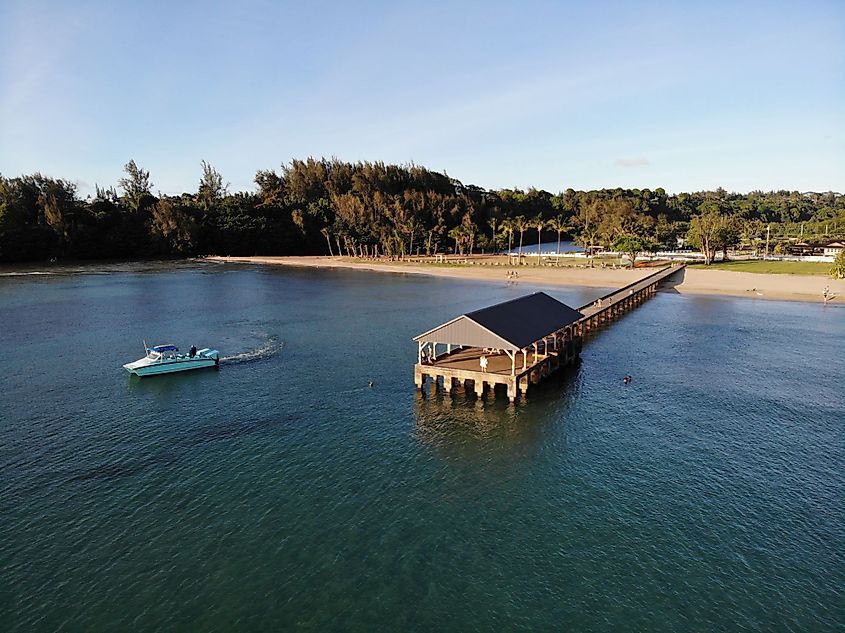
575 201 602 265
333 228 344 258
513 215 527 264
487 217 498 254
426 223 441 256
448 226 464 255
532 215 547 265
548 214 571 255
407 217 420 256
465 221 477 255
499 218 514 263
320 226 334 256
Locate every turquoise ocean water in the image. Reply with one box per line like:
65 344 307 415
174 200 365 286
1 262 842 632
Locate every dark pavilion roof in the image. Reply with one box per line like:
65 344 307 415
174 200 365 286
413 292 583 351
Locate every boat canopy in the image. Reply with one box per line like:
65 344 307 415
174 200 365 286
150 344 179 352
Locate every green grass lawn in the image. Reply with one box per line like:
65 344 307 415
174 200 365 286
690 260 832 275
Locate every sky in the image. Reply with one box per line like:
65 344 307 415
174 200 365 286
1 0 843 196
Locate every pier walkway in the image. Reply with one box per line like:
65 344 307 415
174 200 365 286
577 263 685 333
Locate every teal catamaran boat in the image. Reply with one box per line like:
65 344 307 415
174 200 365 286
123 344 219 377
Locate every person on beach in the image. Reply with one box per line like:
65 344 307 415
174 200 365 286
823 286 830 303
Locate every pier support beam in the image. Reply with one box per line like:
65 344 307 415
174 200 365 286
507 379 518 403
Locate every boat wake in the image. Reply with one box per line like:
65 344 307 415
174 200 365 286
220 335 285 365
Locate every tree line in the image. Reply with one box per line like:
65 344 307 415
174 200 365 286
1 158 843 264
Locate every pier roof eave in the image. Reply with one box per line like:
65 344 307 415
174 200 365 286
466 292 582 348
413 315 519 351
413 292 583 351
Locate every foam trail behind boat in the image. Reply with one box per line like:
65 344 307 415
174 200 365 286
220 336 284 365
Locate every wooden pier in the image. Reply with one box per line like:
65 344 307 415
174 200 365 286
413 263 685 402
414 327 582 402
576 262 685 335
414 292 582 402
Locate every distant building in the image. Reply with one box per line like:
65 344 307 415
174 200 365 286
786 241 844 258
823 242 845 257
788 242 822 256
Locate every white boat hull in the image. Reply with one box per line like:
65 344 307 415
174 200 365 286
124 348 220 377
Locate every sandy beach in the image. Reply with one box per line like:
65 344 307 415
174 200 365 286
207 256 844 304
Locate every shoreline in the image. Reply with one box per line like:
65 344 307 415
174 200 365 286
207 255 844 304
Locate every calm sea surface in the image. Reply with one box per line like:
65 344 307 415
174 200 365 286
1 262 842 632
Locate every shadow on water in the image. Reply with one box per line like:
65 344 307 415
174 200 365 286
124 364 223 395
171 415 291 449
413 362 582 455
66 415 291 486
69 461 148 482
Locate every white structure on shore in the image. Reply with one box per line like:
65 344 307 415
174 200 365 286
823 242 844 257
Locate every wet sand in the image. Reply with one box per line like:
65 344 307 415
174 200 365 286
207 256 844 303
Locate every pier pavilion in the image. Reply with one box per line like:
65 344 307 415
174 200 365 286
413 263 686 403
413 292 583 402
